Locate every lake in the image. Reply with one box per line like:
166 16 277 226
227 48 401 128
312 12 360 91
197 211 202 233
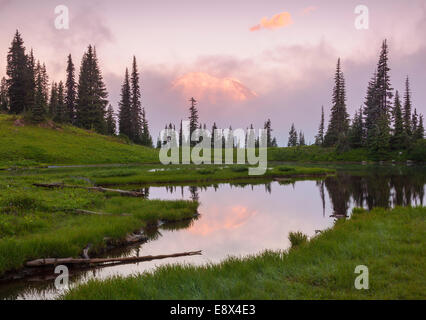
1 164 424 300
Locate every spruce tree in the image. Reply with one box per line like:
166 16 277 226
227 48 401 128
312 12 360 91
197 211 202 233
140 107 152 147
315 106 325 146
6 30 29 114
299 131 305 146
25 49 36 113
118 68 132 138
32 64 47 122
188 97 199 147
130 56 142 143
65 54 76 123
54 81 65 123
390 90 406 149
411 109 418 138
264 119 272 147
105 104 117 136
49 82 58 117
324 58 349 146
348 108 364 148
288 123 298 147
403 77 412 137
75 45 108 133
415 115 424 140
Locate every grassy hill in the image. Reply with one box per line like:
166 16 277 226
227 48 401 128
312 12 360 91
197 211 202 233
0 115 158 167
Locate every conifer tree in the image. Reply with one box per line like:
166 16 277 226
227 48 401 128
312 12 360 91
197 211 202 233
390 90 406 149
211 122 219 148
179 120 183 147
288 123 298 147
415 115 424 140
264 119 272 147
324 58 349 146
25 49 36 113
105 104 116 135
246 124 255 149
348 108 364 148
403 77 412 137
315 106 325 146
75 45 108 133
130 56 142 143
49 82 58 117
65 54 76 123
32 64 47 122
411 109 418 137
299 131 305 146
118 68 132 138
54 81 66 123
140 107 153 147
188 97 199 147
6 30 29 114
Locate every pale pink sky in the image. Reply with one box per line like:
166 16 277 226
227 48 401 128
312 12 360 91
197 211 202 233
0 0 425 144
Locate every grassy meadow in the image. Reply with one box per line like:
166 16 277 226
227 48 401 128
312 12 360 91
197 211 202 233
64 206 426 300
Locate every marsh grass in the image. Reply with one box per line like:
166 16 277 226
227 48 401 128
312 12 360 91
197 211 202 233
63 206 426 300
288 231 308 248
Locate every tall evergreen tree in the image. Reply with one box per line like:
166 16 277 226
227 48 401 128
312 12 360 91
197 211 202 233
402 77 412 137
6 30 29 114
65 54 76 123
25 49 36 113
140 106 153 147
118 68 132 138
188 97 199 147
415 115 424 140
315 106 325 146
32 63 48 122
411 109 418 137
324 58 349 146
264 119 272 147
54 81 66 123
298 131 305 146
49 82 58 117
75 45 108 133
348 108 364 148
288 123 298 147
130 56 143 143
390 90 406 149
105 104 116 135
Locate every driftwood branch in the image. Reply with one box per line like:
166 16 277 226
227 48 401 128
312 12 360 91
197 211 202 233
25 250 202 268
73 209 131 217
33 183 144 197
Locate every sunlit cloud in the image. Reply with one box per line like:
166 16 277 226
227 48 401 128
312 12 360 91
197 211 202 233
250 12 293 31
171 72 257 103
301 6 317 16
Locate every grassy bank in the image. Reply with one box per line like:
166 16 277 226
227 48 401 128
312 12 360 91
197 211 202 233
0 163 334 275
0 170 199 275
64 206 425 300
0 115 158 167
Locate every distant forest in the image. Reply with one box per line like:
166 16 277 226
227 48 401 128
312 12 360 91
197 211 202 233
0 31 424 155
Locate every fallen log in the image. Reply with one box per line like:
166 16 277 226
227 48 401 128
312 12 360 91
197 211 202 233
73 209 132 217
25 250 202 268
33 183 144 197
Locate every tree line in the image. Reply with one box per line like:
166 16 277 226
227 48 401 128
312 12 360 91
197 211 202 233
0 30 153 146
157 97 278 149
306 40 423 155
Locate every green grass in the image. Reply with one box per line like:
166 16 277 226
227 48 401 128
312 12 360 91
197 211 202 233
0 168 199 275
63 206 426 300
0 114 158 167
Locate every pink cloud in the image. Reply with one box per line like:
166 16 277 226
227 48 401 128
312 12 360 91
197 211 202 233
250 12 293 32
171 72 257 103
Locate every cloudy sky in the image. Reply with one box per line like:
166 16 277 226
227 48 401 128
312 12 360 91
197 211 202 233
0 0 425 144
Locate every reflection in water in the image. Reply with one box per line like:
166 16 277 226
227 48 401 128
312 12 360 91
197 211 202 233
1 165 425 300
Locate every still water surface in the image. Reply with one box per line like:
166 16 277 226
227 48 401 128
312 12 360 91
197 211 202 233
1 165 424 299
